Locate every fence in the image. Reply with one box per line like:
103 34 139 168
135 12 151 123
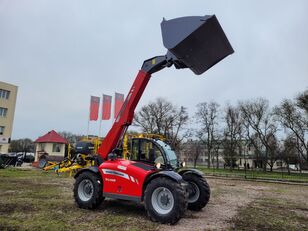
194 166 308 183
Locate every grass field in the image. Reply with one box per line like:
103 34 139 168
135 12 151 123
0 168 308 231
197 166 308 183
0 168 155 231
232 197 308 231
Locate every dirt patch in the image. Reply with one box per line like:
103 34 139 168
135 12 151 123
231 197 308 230
0 202 36 215
242 185 270 191
292 208 308 219
161 178 263 231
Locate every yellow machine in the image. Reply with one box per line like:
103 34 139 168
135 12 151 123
43 137 102 176
43 134 165 175
79 136 102 154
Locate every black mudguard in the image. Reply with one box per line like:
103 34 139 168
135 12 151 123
142 170 187 200
74 166 100 179
147 170 184 183
178 168 205 178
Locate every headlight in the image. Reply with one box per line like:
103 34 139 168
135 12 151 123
181 162 186 167
155 162 161 169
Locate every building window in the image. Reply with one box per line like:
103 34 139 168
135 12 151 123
0 107 8 117
276 161 282 167
0 126 4 135
39 143 46 151
52 143 61 152
0 89 10 100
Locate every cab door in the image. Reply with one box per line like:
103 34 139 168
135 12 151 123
130 138 166 165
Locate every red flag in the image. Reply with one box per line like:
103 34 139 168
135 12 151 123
102 95 112 120
114 92 124 119
89 96 100 121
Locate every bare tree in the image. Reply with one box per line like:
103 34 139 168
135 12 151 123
239 98 278 171
213 136 223 169
58 131 83 146
281 135 300 174
195 101 220 168
187 140 203 168
9 138 34 155
266 133 279 172
296 89 308 115
168 106 190 151
133 98 189 151
222 104 242 168
250 134 264 168
274 99 308 164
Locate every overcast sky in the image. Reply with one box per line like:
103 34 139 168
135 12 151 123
0 0 307 140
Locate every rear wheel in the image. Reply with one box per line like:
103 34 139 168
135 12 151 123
38 156 47 168
183 173 210 211
144 177 187 224
74 171 104 209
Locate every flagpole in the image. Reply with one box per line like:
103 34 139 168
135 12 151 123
114 91 116 122
87 96 91 139
98 94 103 139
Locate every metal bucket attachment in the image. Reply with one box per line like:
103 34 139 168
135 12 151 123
161 15 234 75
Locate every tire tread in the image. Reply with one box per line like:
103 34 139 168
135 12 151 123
183 173 210 211
144 177 187 224
73 171 104 209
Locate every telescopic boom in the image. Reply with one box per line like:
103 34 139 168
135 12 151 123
97 15 234 160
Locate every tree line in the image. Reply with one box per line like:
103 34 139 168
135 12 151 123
133 89 308 171
7 89 307 171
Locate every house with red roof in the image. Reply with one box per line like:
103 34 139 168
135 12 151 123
34 130 68 162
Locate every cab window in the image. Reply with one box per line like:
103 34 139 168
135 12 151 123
130 139 139 160
130 139 165 164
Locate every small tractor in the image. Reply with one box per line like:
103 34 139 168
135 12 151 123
73 15 233 224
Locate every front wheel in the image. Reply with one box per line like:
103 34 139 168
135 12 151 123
182 173 210 211
74 171 104 209
144 177 187 224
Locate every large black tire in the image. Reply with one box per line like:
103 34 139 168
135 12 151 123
74 171 104 209
182 173 210 211
144 177 187 224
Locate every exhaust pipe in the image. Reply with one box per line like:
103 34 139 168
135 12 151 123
161 15 234 75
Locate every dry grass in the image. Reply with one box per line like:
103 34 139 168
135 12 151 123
1 168 308 231
0 168 155 231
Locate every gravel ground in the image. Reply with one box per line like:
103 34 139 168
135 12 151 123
161 178 308 231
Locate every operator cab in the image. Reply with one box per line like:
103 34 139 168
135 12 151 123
129 138 179 169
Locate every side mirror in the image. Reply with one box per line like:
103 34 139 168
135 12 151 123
107 153 117 161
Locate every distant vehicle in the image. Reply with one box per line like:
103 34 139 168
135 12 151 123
16 152 35 163
0 153 23 167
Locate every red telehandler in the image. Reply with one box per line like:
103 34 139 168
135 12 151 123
73 15 234 224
